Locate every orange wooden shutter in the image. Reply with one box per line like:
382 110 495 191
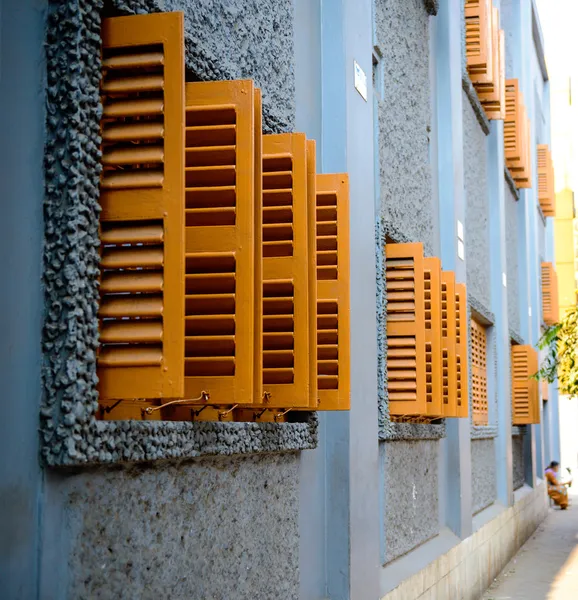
260 133 310 408
455 283 469 418
465 0 491 83
440 271 457 417
511 345 540 425
471 319 488 425
98 12 185 401
423 257 443 417
316 173 350 411
537 145 556 217
478 18 506 120
306 141 319 409
541 379 549 401
541 262 559 326
504 80 532 189
386 243 426 416
182 80 259 405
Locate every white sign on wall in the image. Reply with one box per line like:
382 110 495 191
354 61 368 102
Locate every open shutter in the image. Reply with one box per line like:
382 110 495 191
98 12 185 401
455 283 469 418
181 80 260 406
537 145 556 217
465 0 491 83
440 271 457 417
259 133 311 408
471 319 488 425
423 257 443 417
504 80 532 189
511 345 540 425
386 243 426 416
478 19 506 120
316 173 350 411
541 262 559 326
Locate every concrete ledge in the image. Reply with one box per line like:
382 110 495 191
462 72 490 136
471 425 498 440
380 484 548 600
505 168 520 200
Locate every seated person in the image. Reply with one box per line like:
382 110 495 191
545 461 570 510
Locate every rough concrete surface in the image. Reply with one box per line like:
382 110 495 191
506 179 521 335
382 440 440 564
471 438 497 515
462 73 490 135
464 90 491 310
52 453 301 600
110 0 295 133
41 0 314 466
513 434 525 490
483 494 578 599
375 0 434 257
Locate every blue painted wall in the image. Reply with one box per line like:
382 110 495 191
0 0 46 597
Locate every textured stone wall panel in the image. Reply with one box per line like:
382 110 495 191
505 180 521 336
382 440 440 564
471 438 497 514
513 433 525 490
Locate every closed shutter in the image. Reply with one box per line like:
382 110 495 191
316 173 350 411
182 80 260 405
541 262 559 326
455 283 469 418
441 271 458 417
465 0 491 82
423 257 443 417
511 345 540 425
98 12 185 401
386 243 426 416
471 319 488 425
260 133 311 407
537 145 556 217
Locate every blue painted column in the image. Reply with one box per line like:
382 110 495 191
0 0 47 596
320 0 380 597
434 0 473 538
487 116 514 507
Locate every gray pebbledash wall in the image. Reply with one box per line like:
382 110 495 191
109 0 295 133
463 91 491 311
512 433 525 490
471 438 497 515
41 454 300 600
374 0 434 256
382 440 440 564
505 180 521 337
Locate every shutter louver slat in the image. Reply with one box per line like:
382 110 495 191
386 243 427 416
511 345 540 425
98 12 185 402
316 173 350 411
181 80 260 406
504 79 532 189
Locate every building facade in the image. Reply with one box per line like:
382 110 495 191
0 1 561 599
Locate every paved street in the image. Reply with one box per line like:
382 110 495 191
483 493 578 599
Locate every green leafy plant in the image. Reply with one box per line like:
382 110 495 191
535 305 578 396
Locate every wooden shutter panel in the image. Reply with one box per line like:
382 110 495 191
478 20 506 120
537 145 556 217
471 319 488 425
455 283 469 418
386 243 426 416
316 173 350 411
182 80 260 405
511 345 540 425
441 271 457 417
98 12 185 401
465 0 491 82
504 80 532 189
541 262 559 326
260 133 310 408
423 257 443 417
